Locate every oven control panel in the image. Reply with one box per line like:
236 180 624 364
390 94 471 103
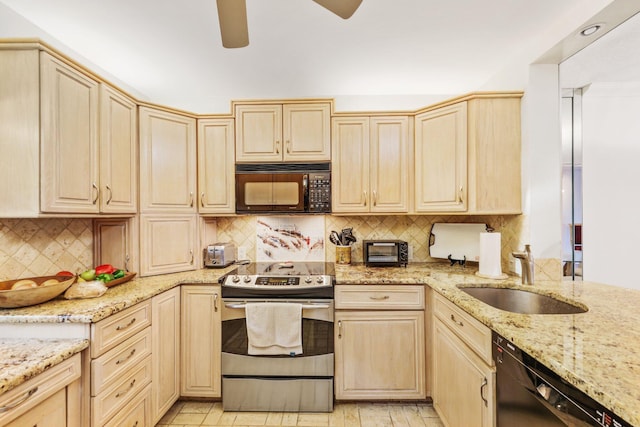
223 274 332 288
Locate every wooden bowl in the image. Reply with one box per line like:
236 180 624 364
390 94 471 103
0 275 76 308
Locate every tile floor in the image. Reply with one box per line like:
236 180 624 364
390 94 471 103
156 400 445 427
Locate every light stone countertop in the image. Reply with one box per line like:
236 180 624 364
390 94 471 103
0 338 88 395
0 262 638 425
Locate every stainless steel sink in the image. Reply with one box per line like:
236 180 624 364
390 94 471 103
458 286 588 314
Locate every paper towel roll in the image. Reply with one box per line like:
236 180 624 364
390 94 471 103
477 232 507 279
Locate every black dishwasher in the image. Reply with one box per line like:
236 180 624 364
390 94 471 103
493 332 631 427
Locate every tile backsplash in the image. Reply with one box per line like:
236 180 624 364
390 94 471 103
0 218 93 280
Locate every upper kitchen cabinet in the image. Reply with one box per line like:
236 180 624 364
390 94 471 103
40 51 102 214
414 103 468 213
99 85 138 213
234 102 331 162
414 94 522 214
197 118 235 214
332 116 410 213
139 107 197 213
0 47 137 216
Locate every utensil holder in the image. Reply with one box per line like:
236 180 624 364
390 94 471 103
335 246 351 264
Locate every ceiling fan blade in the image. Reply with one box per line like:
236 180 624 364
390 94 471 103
216 0 249 48
312 0 362 19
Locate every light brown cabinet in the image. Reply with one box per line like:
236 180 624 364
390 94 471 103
181 285 221 397
99 84 138 213
40 51 101 214
332 116 410 213
139 107 197 213
414 95 521 214
235 102 331 162
432 293 495 427
152 287 181 424
93 217 139 274
0 354 81 427
197 118 236 214
334 285 425 400
139 214 197 276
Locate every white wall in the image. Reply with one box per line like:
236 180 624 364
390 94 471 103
582 84 640 289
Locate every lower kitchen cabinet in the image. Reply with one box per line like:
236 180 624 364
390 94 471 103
0 354 81 427
181 285 221 397
152 287 181 424
334 285 426 400
432 293 495 427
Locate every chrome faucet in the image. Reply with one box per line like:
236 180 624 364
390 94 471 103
512 244 534 285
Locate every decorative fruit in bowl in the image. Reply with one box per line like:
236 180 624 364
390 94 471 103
0 275 76 308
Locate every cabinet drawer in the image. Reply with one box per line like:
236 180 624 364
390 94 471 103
91 300 151 358
104 384 152 427
4 388 66 427
0 353 81 426
433 293 492 364
91 355 152 427
335 285 424 310
91 327 152 395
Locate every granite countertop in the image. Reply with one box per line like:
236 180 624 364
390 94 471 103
0 262 638 424
336 262 640 426
0 267 235 324
0 338 88 395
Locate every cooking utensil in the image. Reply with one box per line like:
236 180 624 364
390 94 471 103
342 228 356 245
330 230 342 246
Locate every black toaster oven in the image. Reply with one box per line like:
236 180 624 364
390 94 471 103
363 240 409 267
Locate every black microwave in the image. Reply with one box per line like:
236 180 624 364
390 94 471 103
235 163 331 214
363 240 409 267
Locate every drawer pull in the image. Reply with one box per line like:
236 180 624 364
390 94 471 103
0 386 38 413
116 317 136 331
338 320 342 339
115 379 136 398
214 293 219 312
132 422 139 427
369 295 390 301
480 378 488 406
115 348 136 365
450 314 464 327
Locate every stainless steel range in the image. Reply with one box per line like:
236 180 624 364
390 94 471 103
219 262 335 412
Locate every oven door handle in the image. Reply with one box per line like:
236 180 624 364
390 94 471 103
224 302 331 310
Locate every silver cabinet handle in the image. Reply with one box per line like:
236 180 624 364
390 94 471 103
373 190 377 206
116 317 136 331
363 191 367 206
480 378 488 406
115 378 136 398
214 293 219 312
0 387 38 413
450 314 464 327
286 140 291 153
189 192 194 207
458 185 464 204
369 295 389 300
338 320 342 339
276 140 280 154
92 182 99 204
200 192 205 208
190 250 194 264
125 254 130 272
105 185 113 205
115 348 136 365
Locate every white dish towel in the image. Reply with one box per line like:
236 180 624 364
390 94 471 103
245 302 303 356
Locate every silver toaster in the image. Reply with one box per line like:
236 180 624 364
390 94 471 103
203 243 237 268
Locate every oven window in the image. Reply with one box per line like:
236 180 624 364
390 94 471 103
222 318 334 356
272 182 299 205
243 182 300 206
368 244 399 262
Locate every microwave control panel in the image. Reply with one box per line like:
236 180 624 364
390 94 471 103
308 172 331 212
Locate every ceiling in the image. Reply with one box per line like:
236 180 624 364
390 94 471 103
0 0 631 113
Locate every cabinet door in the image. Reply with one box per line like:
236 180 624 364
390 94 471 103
415 102 467 212
433 318 495 427
99 85 137 213
335 311 425 400
197 118 235 213
181 285 221 397
331 117 370 213
370 116 410 212
152 288 180 424
283 103 331 161
40 52 100 213
5 388 67 427
93 217 138 274
139 215 197 276
235 104 282 162
139 107 196 213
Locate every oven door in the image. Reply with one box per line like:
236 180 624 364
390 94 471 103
235 173 306 213
221 299 334 376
